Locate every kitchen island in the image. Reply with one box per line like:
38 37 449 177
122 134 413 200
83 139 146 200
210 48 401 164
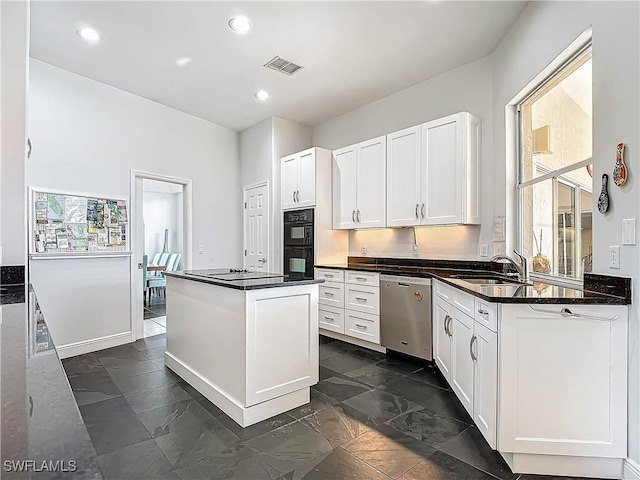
162 269 321 427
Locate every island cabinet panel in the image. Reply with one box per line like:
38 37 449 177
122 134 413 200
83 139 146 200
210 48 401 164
498 303 628 458
433 296 453 381
450 306 475 417
245 288 318 406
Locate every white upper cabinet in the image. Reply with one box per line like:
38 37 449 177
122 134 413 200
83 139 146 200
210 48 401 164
422 112 481 225
386 126 422 227
386 112 481 227
332 145 358 229
281 148 316 210
332 136 386 229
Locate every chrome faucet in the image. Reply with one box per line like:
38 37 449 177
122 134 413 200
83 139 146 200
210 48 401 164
491 250 529 282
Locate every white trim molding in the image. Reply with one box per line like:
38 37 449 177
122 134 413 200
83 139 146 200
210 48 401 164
624 459 640 480
56 331 132 359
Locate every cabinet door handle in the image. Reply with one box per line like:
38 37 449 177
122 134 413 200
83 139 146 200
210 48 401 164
355 297 367 302
478 309 488 316
444 315 451 336
470 335 477 361
27 138 32 159
421 203 425 218
352 210 356 222
355 324 367 329
293 191 296 202
296 190 300 202
415 204 419 219
357 210 361 222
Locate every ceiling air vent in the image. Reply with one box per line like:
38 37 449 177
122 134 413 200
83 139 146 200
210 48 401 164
264 56 304 76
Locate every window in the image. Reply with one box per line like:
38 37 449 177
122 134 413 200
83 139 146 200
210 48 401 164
518 46 592 281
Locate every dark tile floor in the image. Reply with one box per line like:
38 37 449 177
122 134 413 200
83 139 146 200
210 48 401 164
63 334 593 480
144 294 166 320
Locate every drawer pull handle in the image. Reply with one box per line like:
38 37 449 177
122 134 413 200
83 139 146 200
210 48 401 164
355 324 367 329
355 297 367 302
323 316 334 321
325 274 334 278
478 309 488 316
355 276 367 281
324 292 334 296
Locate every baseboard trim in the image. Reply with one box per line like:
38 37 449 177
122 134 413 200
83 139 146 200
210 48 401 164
624 459 640 479
319 329 386 353
57 331 133 359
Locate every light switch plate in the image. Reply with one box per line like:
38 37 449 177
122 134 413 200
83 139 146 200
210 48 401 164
479 244 489 257
609 245 620 269
413 244 419 255
622 219 637 245
361 244 367 255
198 244 204 254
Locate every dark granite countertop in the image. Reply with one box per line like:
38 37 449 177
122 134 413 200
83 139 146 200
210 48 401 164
316 257 631 305
1 284 102 479
164 269 324 290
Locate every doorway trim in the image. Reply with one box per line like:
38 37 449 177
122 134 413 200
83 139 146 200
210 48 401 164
243 180 271 271
130 170 193 341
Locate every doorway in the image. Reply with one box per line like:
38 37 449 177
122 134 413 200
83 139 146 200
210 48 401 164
131 170 193 340
243 181 270 272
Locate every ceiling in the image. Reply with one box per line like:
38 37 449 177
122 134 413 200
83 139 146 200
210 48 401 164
30 1 528 132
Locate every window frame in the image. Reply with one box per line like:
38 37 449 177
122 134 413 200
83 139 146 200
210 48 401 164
516 44 593 287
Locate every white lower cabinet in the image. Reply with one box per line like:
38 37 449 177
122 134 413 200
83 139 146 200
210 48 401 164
450 307 475 417
318 304 345 334
316 268 380 347
473 322 497 449
433 281 497 449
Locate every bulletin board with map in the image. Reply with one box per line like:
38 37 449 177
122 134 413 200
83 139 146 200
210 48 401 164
31 189 129 254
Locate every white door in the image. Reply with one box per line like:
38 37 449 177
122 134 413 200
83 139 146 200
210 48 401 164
473 322 497 449
422 114 462 225
387 126 421 227
332 146 357 229
297 149 316 208
433 298 452 382
244 183 269 272
356 136 386 228
450 306 475 416
281 154 298 211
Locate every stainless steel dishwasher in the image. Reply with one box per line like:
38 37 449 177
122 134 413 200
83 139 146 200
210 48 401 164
380 274 432 360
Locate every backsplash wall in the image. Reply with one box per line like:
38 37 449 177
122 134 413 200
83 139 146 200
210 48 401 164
349 226 481 260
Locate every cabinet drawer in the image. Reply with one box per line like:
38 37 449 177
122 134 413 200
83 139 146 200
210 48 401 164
452 288 474 316
435 280 452 301
319 282 344 308
345 284 380 315
345 310 380 344
319 305 345 334
345 270 379 286
475 298 497 332
315 268 344 283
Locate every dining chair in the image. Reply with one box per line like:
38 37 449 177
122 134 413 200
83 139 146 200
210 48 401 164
142 254 148 306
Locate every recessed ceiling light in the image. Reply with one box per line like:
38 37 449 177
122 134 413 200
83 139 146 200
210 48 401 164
175 57 192 67
228 16 253 35
254 90 269 101
77 27 100 43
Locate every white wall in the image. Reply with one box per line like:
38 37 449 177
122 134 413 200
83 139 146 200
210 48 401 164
491 0 640 468
143 191 182 261
28 59 241 267
0 1 29 266
311 57 494 260
240 118 273 189
28 59 241 351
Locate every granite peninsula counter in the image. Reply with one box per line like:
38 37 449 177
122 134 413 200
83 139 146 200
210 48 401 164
162 270 323 427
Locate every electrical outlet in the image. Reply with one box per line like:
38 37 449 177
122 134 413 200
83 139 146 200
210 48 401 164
198 244 204 254
413 244 419 255
609 245 620 269
479 244 489 257
493 242 504 255
361 244 367 255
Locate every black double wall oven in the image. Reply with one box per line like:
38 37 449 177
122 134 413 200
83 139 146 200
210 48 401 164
283 209 314 280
